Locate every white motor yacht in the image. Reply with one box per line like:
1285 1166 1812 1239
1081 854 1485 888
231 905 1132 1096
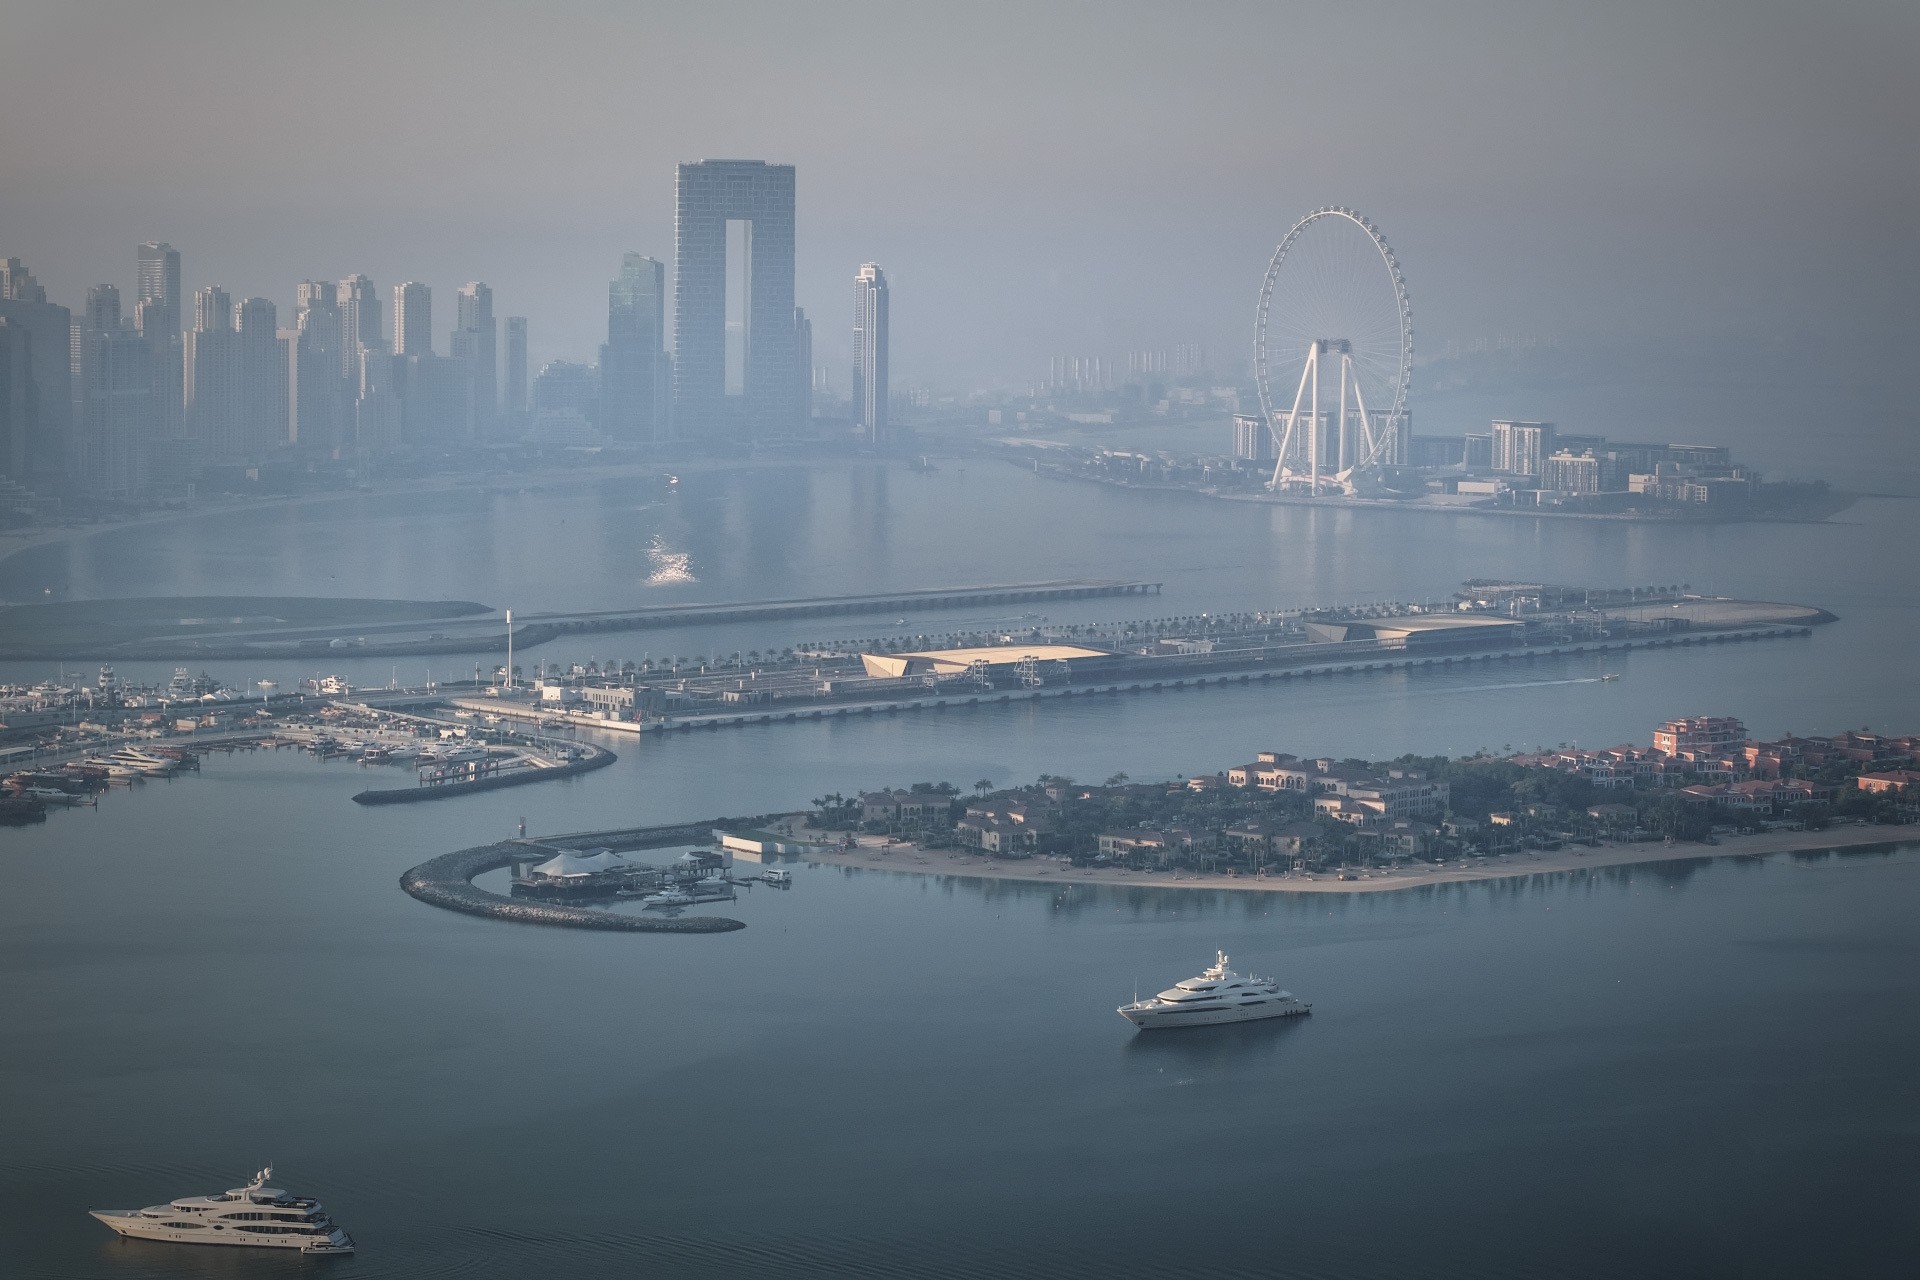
1117 952 1311 1029
642 888 695 908
82 759 144 780
90 1167 354 1254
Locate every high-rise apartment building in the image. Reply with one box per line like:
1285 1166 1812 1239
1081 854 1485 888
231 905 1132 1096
452 282 496 439
136 243 184 441
136 243 182 332
75 284 154 495
852 263 889 446
237 297 287 458
0 318 33 482
188 286 242 465
1 257 48 304
600 254 668 443
1490 420 1555 479
0 256 72 485
672 159 801 440
794 307 812 422
394 282 431 357
503 317 528 424
337 275 381 372
290 281 347 455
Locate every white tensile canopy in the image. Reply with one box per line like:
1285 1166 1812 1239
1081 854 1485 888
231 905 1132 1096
529 848 628 879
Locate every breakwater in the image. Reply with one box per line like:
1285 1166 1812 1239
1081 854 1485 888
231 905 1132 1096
399 837 746 933
351 741 616 805
620 624 1823 734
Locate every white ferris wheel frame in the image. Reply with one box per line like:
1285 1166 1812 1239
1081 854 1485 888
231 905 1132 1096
1253 207 1413 492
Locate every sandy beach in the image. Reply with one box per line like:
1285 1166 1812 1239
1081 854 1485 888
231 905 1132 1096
793 821 1920 894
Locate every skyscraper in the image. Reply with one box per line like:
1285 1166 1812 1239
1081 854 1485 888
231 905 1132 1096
136 242 184 442
0 255 72 485
600 253 668 443
394 282 431 357
852 262 889 446
290 282 346 456
794 307 812 422
136 243 182 332
237 297 287 458
451 282 496 439
0 318 33 483
188 286 241 464
75 284 153 495
672 159 800 440
337 275 381 372
503 316 528 425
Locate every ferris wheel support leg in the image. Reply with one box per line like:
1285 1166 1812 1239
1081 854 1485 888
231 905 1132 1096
1350 375 1378 468
1309 342 1321 496
1338 353 1351 475
1269 348 1316 491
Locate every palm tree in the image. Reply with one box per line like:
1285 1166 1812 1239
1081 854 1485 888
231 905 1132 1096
974 778 994 796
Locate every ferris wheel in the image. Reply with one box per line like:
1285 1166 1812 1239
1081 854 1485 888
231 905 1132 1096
1253 207 1413 494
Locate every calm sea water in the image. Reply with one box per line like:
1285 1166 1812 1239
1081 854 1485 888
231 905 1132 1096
3 463 1918 1276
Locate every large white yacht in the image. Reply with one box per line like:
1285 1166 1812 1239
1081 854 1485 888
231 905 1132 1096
90 1167 354 1254
1118 952 1312 1029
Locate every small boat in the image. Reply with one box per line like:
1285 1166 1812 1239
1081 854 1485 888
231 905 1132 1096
9 785 83 804
763 869 793 887
1600 673 1620 681
90 1166 354 1254
82 759 143 780
641 889 695 909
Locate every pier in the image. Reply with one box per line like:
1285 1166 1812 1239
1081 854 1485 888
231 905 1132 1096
571 623 1823 736
350 740 616 804
400 821 752 933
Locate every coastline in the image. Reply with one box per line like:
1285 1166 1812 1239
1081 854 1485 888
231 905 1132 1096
1018 459 1856 525
797 822 1920 894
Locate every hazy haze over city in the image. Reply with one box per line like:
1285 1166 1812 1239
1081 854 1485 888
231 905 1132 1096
10 6 1920 1277
4 0 1915 392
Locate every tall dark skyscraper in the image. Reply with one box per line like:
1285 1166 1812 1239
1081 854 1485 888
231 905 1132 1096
672 159 801 440
337 275 381 371
853 262 889 446
0 255 72 485
0 317 32 483
291 281 347 456
452 282 496 439
76 284 153 495
187 285 240 464
236 296 287 459
136 242 184 443
794 306 812 423
503 316 528 426
600 253 668 443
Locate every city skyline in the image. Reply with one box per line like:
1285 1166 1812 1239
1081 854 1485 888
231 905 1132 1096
4 3 1909 397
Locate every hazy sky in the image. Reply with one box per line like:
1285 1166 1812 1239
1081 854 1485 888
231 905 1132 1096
3 0 1914 388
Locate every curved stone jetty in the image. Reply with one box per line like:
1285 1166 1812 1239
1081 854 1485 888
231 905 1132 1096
354 742 616 805
400 840 746 933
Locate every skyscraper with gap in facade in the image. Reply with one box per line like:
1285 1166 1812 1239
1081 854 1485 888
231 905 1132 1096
672 159 800 441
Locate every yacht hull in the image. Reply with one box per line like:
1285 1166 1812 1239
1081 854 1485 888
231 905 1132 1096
1119 1000 1311 1029
90 1210 354 1253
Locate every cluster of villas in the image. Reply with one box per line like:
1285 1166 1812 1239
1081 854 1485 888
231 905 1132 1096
1513 716 1918 815
860 757 1453 867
